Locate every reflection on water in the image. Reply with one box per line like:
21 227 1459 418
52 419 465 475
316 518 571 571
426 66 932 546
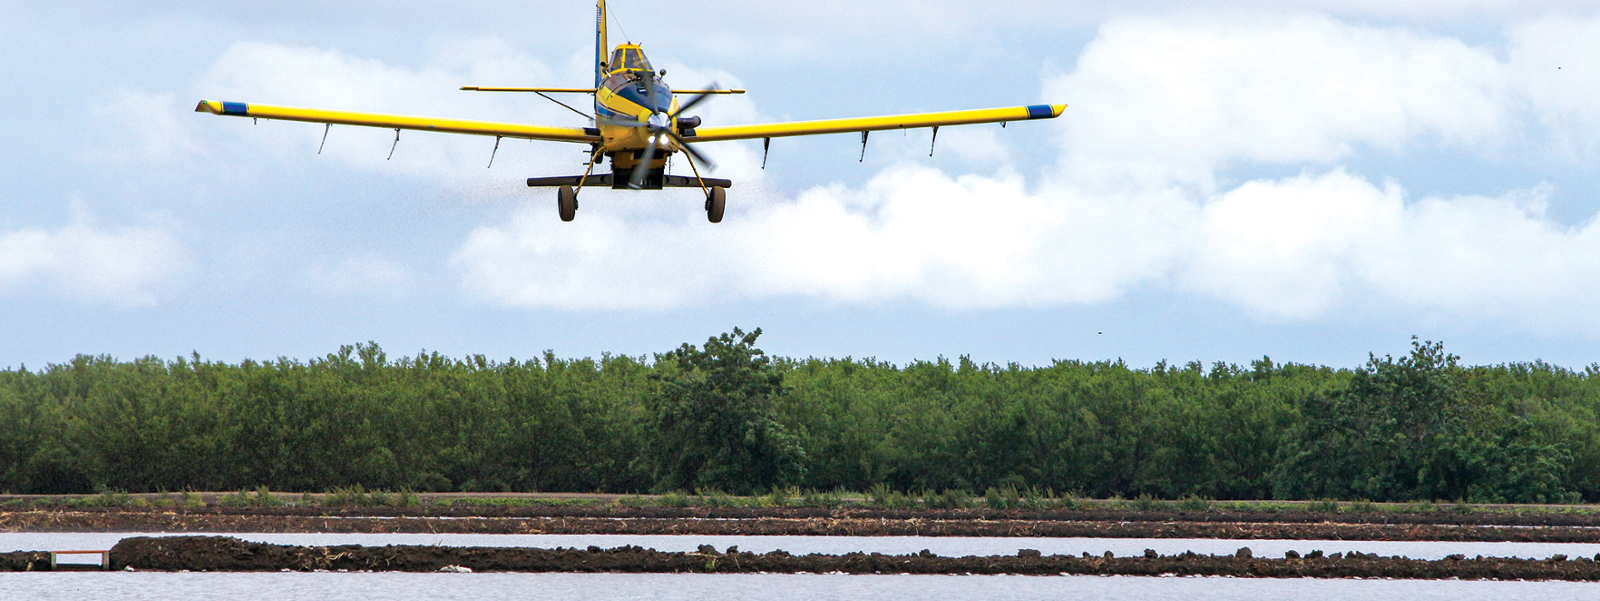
3 572 1598 601
4 532 1600 561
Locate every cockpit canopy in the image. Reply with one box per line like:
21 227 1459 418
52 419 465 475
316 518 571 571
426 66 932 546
609 45 652 73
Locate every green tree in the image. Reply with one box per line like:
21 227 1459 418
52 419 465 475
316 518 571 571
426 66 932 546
1273 339 1572 502
646 328 805 493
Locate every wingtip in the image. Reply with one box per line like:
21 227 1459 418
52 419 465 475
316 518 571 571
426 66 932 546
194 100 220 114
1051 104 1067 117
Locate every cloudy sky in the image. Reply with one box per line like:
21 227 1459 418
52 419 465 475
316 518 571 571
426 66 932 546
2 0 1598 369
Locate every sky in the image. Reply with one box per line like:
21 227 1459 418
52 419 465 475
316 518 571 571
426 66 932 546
1 0 1598 370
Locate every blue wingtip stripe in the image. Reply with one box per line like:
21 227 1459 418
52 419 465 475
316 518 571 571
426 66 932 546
221 101 249 116
1025 104 1053 119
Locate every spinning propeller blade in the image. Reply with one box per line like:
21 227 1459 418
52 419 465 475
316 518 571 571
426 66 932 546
669 131 714 170
665 81 719 171
606 76 720 187
673 87 715 117
628 137 660 189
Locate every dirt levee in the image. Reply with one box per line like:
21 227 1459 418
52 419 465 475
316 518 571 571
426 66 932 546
101 536 1600 580
0 551 49 571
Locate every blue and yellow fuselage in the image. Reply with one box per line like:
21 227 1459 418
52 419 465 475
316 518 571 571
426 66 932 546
594 44 681 172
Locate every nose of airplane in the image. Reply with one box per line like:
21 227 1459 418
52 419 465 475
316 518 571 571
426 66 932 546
647 111 670 131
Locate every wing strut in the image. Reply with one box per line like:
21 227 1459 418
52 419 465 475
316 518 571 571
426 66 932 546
859 131 869 162
535 91 595 121
387 129 400 160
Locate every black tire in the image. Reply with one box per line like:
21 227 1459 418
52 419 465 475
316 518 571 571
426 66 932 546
706 187 726 223
558 186 577 222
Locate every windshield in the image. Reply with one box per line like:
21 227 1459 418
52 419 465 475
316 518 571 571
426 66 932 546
610 47 652 72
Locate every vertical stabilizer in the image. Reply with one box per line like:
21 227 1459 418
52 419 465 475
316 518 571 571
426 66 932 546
596 0 608 88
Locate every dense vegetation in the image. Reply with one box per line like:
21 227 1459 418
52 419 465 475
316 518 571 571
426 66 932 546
1 331 1596 503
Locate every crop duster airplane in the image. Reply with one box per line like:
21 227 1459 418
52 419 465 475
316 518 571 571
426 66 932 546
196 1 1065 223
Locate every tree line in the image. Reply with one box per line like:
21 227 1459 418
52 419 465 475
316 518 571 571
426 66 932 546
1 330 1596 503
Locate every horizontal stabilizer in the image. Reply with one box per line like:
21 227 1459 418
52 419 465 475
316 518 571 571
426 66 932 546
527 174 732 189
460 87 599 93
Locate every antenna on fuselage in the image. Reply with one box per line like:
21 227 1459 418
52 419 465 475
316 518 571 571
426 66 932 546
608 3 631 44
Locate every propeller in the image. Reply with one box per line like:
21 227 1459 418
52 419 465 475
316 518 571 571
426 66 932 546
599 75 720 189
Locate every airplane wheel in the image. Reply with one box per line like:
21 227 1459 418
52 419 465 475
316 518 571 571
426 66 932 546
558 185 576 222
706 187 726 223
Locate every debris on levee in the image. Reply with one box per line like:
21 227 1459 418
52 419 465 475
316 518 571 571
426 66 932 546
42 536 1599 581
0 551 50 571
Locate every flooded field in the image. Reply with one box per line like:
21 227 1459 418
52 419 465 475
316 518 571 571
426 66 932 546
8 532 1600 562
4 571 1599 601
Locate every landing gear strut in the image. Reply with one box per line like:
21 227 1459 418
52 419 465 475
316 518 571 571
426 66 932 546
705 187 726 223
557 185 577 222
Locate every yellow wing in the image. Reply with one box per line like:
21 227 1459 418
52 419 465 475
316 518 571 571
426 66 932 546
194 100 599 143
685 104 1064 142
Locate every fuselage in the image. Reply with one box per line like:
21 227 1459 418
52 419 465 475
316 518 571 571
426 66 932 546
594 44 681 171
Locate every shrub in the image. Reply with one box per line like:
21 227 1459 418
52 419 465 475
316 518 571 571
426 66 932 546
660 491 691 507
926 489 971 509
1178 495 1214 512
1307 498 1340 513
1131 493 1161 512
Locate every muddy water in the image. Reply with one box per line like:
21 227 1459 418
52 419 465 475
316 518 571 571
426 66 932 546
4 572 1599 601
7 533 1600 561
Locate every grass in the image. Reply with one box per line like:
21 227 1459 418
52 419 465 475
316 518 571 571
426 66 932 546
1178 495 1215 512
1307 498 1341 513
985 485 1023 510
321 485 418 507
219 486 288 508
799 488 849 508
694 489 736 508
1130 493 1162 512
432 496 597 509
5 486 1600 516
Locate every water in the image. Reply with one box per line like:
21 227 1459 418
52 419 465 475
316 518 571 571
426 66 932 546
2 572 1598 601
6 533 1600 561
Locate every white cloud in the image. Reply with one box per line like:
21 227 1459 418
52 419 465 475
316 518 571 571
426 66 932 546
306 253 412 297
1179 170 1404 319
0 212 187 307
448 13 1600 333
1505 17 1600 161
88 89 198 164
1175 171 1600 327
452 164 1183 311
1048 15 1512 190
